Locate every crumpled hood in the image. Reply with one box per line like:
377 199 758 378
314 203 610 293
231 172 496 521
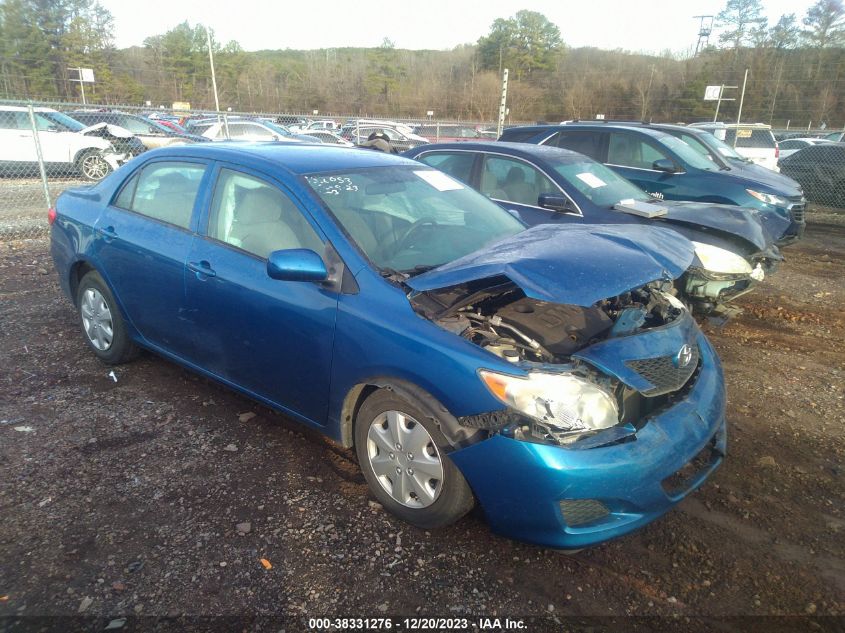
80 122 134 138
407 224 695 307
657 200 785 251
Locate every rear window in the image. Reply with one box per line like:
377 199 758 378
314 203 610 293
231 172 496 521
720 129 776 149
500 128 545 143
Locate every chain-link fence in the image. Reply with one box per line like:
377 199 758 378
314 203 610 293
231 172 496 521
1 99 844 242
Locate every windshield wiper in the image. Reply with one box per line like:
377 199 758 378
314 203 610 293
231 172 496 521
379 267 409 282
402 264 440 277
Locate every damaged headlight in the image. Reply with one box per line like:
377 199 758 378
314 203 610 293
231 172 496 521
479 370 619 444
692 242 753 276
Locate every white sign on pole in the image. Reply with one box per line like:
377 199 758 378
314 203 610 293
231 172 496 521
595 113 606 120
704 85 722 101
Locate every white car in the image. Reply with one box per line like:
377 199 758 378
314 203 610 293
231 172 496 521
305 120 339 131
689 122 780 172
201 119 319 143
301 130 354 146
777 137 835 159
0 106 122 180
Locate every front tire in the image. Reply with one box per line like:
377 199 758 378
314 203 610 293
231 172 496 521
354 388 475 529
76 271 138 364
77 150 112 181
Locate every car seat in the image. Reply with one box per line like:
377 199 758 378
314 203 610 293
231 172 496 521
229 187 300 259
502 167 536 205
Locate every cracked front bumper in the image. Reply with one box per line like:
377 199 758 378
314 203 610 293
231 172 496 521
450 333 727 549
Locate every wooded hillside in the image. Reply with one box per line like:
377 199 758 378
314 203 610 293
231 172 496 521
1 0 843 127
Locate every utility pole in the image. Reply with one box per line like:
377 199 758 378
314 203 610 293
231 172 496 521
497 68 509 138
206 26 221 114
733 68 749 147
693 15 713 56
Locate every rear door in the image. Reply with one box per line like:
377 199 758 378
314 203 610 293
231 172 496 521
183 165 338 424
0 110 36 164
93 159 211 356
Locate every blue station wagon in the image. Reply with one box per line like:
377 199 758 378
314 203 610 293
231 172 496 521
50 144 726 548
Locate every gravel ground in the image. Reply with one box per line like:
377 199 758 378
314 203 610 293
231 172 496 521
0 223 843 632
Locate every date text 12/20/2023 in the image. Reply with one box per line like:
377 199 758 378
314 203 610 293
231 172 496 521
307 617 528 630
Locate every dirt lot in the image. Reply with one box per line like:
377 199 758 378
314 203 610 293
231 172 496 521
0 221 843 632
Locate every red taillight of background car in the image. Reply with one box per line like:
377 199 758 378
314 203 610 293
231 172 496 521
48 207 57 225
775 145 780 159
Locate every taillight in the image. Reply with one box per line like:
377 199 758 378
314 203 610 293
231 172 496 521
775 145 780 159
48 207 57 225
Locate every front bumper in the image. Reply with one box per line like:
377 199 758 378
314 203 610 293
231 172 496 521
102 151 124 170
450 332 726 549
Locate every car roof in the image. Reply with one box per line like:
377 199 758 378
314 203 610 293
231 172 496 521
504 123 676 140
144 142 422 174
0 106 57 113
409 141 583 162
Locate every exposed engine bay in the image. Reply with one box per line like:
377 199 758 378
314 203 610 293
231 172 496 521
411 277 685 364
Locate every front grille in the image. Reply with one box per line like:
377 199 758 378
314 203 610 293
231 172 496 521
625 345 700 396
789 203 805 223
559 499 610 527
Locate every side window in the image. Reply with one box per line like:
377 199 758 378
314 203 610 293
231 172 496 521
208 168 322 259
607 133 669 169
418 152 475 184
120 161 206 229
480 156 557 206
0 111 21 129
550 131 604 160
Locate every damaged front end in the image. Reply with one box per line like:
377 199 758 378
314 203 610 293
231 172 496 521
409 275 726 548
411 276 692 448
682 241 781 318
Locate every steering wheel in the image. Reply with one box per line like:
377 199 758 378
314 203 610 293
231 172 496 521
391 217 439 255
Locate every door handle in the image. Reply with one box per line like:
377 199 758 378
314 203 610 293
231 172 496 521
187 260 217 278
96 225 117 242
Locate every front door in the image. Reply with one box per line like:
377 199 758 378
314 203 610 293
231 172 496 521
184 165 338 425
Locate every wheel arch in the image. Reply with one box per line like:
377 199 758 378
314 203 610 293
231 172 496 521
68 259 97 306
339 377 481 451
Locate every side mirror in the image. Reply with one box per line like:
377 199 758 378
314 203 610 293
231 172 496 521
538 192 576 213
267 249 328 282
652 158 677 173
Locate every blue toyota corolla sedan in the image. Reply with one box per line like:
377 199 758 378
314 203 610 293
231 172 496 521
50 143 726 549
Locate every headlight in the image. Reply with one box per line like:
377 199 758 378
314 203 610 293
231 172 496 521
692 241 752 275
746 189 787 207
479 370 619 444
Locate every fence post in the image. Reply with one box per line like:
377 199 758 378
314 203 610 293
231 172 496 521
27 104 52 211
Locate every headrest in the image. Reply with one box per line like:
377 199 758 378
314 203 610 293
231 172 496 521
238 187 282 224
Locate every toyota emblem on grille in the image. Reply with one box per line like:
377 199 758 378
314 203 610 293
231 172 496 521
676 344 694 368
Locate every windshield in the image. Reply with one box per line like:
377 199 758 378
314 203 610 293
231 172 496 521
551 159 652 206
306 166 524 273
699 132 744 159
661 134 719 171
43 111 85 132
262 121 293 136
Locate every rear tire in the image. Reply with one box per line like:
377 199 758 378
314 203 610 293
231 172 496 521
76 271 139 364
354 388 475 529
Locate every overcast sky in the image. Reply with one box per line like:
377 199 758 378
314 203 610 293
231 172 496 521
109 0 818 54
